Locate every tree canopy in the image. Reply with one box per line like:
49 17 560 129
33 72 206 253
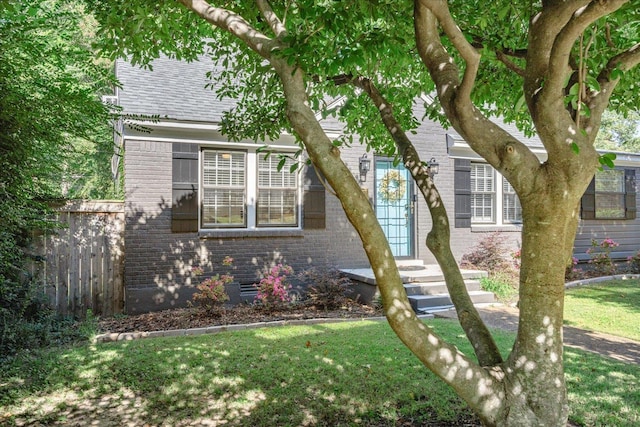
0 0 116 355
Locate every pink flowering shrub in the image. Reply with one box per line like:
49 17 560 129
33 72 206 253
587 238 619 275
254 263 294 311
191 257 233 313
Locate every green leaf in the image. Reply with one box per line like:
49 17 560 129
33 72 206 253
289 162 299 173
598 153 616 169
515 93 526 112
497 5 511 20
569 83 580 96
610 68 624 80
277 157 286 171
586 76 600 92
570 142 580 154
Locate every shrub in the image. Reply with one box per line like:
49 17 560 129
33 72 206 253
627 251 640 274
254 264 294 311
565 257 580 281
511 248 521 269
460 232 512 273
586 238 618 276
299 268 352 310
191 257 232 314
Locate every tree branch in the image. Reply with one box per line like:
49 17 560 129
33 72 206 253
545 0 628 99
420 0 479 102
176 0 277 59
414 0 540 199
586 42 640 141
496 50 525 77
255 0 287 39
352 76 503 367
267 57 503 421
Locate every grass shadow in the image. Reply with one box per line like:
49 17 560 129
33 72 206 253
1 319 638 426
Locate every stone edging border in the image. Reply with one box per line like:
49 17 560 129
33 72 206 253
93 314 435 344
565 273 640 289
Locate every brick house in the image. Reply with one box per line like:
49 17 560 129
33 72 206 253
114 56 639 314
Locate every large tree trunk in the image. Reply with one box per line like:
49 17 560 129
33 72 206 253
493 188 582 426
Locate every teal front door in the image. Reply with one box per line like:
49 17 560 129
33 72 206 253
375 158 414 258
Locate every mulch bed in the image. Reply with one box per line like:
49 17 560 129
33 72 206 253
98 302 383 334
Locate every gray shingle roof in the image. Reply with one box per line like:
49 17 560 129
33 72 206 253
116 56 237 123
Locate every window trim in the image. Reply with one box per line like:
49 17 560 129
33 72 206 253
199 146 302 231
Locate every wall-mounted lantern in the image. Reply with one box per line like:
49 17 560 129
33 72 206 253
426 157 439 179
359 153 371 182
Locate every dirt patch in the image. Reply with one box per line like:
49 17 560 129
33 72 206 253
98 302 383 334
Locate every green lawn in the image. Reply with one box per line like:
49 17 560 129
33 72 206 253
564 279 640 341
2 319 638 426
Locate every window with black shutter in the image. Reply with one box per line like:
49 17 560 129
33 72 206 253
581 168 636 220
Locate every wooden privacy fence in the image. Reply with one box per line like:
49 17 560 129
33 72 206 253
31 201 125 318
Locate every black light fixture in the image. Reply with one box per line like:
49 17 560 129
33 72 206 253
426 157 439 179
359 153 371 182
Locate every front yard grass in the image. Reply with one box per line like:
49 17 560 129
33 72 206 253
564 278 640 341
2 319 638 426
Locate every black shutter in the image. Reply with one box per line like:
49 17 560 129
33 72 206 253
581 177 596 220
172 142 199 232
303 162 326 229
454 159 471 228
626 169 637 220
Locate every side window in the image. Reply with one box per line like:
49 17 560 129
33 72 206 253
502 179 522 223
257 154 299 227
595 169 625 219
582 168 636 221
202 150 247 228
471 163 495 223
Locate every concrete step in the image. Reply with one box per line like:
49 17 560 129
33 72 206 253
404 279 481 296
408 290 496 312
341 266 487 285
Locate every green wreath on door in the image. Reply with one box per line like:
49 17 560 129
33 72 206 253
378 170 406 203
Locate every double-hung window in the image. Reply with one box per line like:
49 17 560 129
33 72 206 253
470 163 522 225
202 150 247 227
201 148 299 229
257 153 298 226
594 169 625 219
502 179 522 223
471 164 495 223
